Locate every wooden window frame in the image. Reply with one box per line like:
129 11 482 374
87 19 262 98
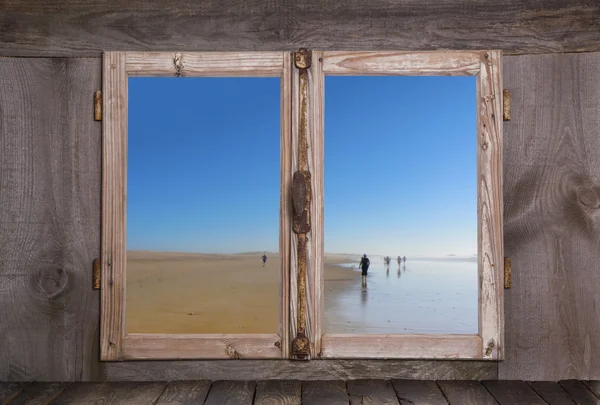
300 51 504 360
100 51 292 360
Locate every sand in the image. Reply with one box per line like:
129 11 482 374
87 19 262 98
126 251 359 334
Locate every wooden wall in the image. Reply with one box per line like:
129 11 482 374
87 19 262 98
0 53 599 380
0 0 599 57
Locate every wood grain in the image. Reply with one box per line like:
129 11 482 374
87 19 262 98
322 51 480 76
50 382 167 405
392 380 448 405
204 381 256 405
559 380 600 404
101 359 496 381
0 383 27 404
528 381 576 405
254 380 302 405
154 381 212 405
101 51 127 361
478 50 504 360
126 52 284 77
482 381 546 405
584 382 600 399
1 0 599 57
500 52 600 380
437 381 498 405
121 334 281 359
347 380 399 405
0 57 102 381
302 381 348 405
6 383 69 405
320 334 482 359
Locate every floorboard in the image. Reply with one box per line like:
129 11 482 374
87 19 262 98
483 381 548 405
0 383 28 405
48 382 166 405
204 381 256 405
154 381 212 405
437 380 498 405
254 380 302 405
391 380 448 405
6 383 69 405
559 380 600 405
302 381 348 405
528 381 576 405
347 380 399 405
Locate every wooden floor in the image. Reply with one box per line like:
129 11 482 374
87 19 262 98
1 380 599 404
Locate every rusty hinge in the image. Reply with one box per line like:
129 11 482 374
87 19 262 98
94 91 102 121
504 257 511 289
503 89 510 121
93 257 101 289
291 48 312 361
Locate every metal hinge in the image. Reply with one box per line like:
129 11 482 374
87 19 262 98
94 91 102 121
93 257 101 289
504 257 512 289
503 89 510 121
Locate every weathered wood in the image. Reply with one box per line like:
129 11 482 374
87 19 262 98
322 51 480 76
482 381 546 405
500 52 600 380
320 334 482 359
559 380 600 404
0 57 102 381
154 381 212 405
121 334 282 359
302 381 348 405
254 380 302 405
50 382 167 405
346 380 399 405
126 52 284 77
1 0 599 57
478 50 504 360
392 380 448 405
6 382 69 405
437 381 498 405
583 382 600 399
101 359 496 381
528 382 576 405
0 383 27 404
204 381 256 405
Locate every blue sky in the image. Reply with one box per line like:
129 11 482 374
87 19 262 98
127 76 476 257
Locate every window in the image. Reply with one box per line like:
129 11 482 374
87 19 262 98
101 50 503 360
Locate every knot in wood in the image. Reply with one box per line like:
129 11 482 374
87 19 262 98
577 186 600 209
34 266 69 300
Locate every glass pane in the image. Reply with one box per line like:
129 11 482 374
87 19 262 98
126 77 280 334
324 76 477 335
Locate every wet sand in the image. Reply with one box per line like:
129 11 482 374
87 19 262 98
126 251 359 334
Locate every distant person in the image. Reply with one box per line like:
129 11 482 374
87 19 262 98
262 253 267 267
359 254 370 283
403 256 407 263
397 256 402 265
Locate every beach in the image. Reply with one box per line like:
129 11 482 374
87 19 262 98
126 251 358 334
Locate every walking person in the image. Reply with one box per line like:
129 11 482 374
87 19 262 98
262 253 267 267
359 254 370 285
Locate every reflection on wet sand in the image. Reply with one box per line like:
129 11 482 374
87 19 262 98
324 256 477 335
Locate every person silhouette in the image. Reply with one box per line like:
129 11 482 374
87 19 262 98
262 253 267 267
359 254 370 284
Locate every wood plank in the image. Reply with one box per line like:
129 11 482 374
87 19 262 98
477 50 504 360
391 380 447 405
126 52 284 76
583 382 600 399
559 380 600 404
320 334 482 359
0 383 27 404
6 383 69 405
154 381 212 405
322 51 480 76
100 51 127 361
302 381 348 405
50 382 167 405
500 52 600 380
204 381 256 405
101 359 497 381
121 334 281 359
254 380 302 405
347 380 399 405
0 57 102 381
437 381 498 405
482 381 546 405
528 382 576 405
1 0 600 57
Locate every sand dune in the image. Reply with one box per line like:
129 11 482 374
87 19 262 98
126 251 358 334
